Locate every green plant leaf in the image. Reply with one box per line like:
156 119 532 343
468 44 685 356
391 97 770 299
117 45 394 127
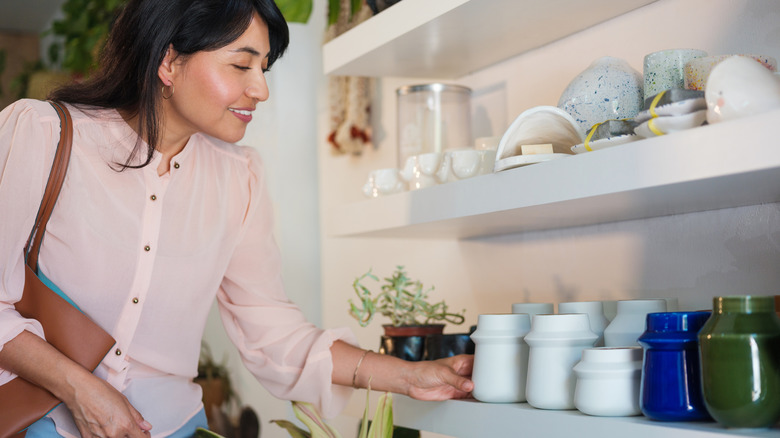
271 420 313 438
194 427 227 438
367 393 393 438
292 402 343 438
327 0 340 26
275 0 313 23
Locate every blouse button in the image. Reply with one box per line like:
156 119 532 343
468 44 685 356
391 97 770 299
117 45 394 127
173 162 180 169
150 194 157 201
144 245 151 252
115 349 122 356
132 297 139 304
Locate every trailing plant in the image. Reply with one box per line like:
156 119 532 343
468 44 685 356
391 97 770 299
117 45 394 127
349 266 466 328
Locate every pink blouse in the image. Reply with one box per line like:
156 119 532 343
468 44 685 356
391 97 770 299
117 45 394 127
0 100 356 436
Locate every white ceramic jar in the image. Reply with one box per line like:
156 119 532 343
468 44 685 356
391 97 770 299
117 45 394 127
511 302 554 322
524 314 598 410
559 301 609 347
470 313 532 403
573 347 643 416
603 299 667 347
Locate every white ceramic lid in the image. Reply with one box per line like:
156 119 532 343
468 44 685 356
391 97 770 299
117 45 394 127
495 106 585 160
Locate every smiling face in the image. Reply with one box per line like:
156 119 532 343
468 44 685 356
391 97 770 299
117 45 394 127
159 13 271 148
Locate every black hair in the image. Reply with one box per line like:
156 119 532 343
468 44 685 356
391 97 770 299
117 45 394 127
49 0 289 169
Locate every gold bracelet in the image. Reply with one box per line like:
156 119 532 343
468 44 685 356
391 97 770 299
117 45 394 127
352 349 371 389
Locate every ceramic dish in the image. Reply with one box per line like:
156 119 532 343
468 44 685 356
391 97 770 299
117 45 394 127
494 153 569 172
634 110 707 138
571 134 639 154
495 106 585 161
635 89 706 123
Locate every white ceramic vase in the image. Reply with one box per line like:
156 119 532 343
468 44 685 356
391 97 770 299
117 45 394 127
603 299 667 347
558 56 644 133
470 313 532 403
573 346 643 417
511 303 554 322
559 301 609 347
524 314 598 410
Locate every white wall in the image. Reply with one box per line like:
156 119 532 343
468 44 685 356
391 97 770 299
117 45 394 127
317 0 780 436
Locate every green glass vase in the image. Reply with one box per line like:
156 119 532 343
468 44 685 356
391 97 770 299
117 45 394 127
698 295 780 428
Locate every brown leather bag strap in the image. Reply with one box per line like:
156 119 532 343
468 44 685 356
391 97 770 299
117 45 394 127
24 101 73 273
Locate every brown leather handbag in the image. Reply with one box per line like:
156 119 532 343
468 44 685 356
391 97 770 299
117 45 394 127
0 101 116 437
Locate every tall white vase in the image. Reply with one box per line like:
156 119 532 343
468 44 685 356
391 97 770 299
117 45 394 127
559 301 609 347
603 299 667 347
470 313 532 403
511 302 554 322
525 314 598 410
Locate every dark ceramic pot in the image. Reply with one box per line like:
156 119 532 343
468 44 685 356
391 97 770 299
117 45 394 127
366 0 402 14
379 324 445 361
423 333 474 360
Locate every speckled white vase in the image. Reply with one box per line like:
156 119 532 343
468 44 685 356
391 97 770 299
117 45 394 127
558 56 644 132
643 49 708 99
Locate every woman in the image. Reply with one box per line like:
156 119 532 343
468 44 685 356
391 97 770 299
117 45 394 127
0 0 474 436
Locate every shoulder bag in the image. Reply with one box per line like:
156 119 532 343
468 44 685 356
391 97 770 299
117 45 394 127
0 101 116 438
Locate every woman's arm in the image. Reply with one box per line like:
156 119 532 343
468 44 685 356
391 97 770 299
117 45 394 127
0 329 152 436
330 340 474 400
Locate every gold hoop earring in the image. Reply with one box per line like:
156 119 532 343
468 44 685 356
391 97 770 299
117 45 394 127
162 83 174 99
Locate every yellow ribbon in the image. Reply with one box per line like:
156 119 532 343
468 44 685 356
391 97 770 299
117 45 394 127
583 122 603 152
647 117 665 136
648 90 667 119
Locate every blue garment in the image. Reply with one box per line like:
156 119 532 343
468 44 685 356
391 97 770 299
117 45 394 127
25 408 208 438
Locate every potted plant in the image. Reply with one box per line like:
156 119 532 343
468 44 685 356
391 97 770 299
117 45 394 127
195 342 237 430
349 266 466 361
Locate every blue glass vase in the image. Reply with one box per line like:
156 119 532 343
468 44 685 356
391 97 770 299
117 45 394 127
638 311 712 421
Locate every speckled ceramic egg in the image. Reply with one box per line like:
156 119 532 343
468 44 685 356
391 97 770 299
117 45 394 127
558 57 644 133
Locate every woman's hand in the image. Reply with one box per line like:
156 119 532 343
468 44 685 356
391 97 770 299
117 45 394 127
0 331 151 437
405 354 474 401
65 370 152 438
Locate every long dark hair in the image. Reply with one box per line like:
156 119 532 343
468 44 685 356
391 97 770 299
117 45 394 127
49 0 289 169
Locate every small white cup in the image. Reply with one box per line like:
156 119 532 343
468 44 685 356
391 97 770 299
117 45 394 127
441 149 497 182
362 168 405 198
399 152 446 190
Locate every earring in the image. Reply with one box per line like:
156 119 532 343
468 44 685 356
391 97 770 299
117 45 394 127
162 83 175 99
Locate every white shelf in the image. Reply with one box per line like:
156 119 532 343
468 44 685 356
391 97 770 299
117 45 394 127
329 109 780 239
322 0 658 78
345 392 780 437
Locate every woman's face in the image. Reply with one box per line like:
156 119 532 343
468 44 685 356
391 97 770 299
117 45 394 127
162 13 271 146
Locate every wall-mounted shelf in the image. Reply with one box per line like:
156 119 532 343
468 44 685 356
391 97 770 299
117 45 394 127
322 0 658 78
344 392 779 438
329 109 780 239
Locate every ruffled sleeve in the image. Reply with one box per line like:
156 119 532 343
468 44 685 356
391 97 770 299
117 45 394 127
0 99 61 385
216 146 358 418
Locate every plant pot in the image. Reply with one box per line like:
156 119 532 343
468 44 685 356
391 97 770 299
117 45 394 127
194 377 226 424
382 324 444 337
379 324 445 361
423 333 474 360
